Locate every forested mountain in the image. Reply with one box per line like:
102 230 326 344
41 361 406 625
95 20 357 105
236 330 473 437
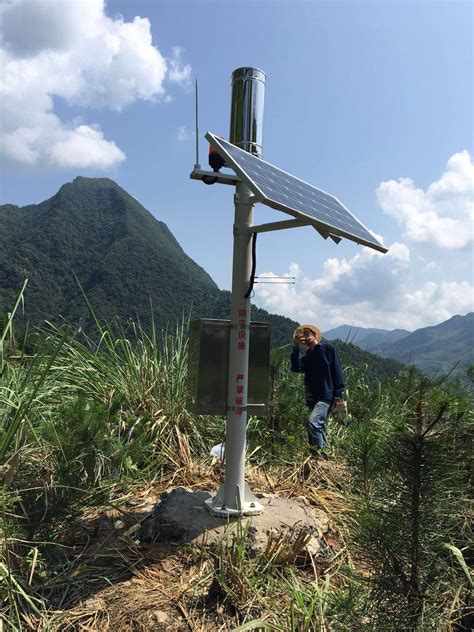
0 177 297 346
323 324 411 349
375 313 474 377
325 314 473 379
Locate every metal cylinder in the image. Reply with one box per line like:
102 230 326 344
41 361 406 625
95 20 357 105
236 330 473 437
230 67 266 157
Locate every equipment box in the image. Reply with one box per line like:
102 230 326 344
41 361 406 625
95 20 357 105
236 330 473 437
187 318 270 415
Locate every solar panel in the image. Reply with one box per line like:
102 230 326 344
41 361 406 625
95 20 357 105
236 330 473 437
206 132 387 253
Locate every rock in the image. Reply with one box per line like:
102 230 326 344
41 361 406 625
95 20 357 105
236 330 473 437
153 610 169 623
306 536 322 555
83 597 107 611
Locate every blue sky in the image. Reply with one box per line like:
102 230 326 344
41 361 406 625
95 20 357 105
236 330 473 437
1 0 473 331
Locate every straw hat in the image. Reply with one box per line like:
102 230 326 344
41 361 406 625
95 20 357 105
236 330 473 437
293 323 321 346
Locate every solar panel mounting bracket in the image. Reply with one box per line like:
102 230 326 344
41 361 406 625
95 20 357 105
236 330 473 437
236 218 313 235
313 227 342 244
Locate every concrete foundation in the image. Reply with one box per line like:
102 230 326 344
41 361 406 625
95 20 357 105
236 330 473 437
139 487 329 557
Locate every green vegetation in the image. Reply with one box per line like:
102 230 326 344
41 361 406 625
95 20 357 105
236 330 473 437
0 177 299 349
1 286 472 630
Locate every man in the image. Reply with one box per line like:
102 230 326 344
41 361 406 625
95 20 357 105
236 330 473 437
290 324 345 458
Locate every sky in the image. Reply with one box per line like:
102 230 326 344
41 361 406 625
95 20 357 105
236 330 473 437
1 0 473 332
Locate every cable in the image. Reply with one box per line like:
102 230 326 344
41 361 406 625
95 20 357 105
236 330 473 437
244 232 257 298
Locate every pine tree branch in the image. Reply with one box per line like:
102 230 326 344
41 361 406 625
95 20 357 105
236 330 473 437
419 401 448 438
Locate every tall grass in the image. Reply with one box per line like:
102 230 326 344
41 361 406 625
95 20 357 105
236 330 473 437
0 279 28 376
0 311 224 628
39 315 226 473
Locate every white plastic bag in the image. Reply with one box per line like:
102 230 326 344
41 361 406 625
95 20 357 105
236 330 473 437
210 443 225 459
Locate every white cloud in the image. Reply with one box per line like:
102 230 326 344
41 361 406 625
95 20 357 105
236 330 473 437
48 125 125 168
253 243 474 331
177 125 192 143
377 150 474 250
0 0 191 169
167 47 192 86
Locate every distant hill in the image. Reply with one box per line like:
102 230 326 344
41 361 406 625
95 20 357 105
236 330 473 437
325 314 473 379
323 324 411 349
375 313 474 378
0 177 297 347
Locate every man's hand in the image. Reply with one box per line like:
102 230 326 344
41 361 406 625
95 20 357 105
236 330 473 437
332 398 348 423
294 331 306 345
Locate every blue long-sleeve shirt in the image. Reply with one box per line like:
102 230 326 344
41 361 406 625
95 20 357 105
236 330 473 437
291 343 344 407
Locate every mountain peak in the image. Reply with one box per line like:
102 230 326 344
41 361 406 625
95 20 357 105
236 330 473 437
72 175 118 186
0 177 220 329
50 176 126 198
62 176 123 193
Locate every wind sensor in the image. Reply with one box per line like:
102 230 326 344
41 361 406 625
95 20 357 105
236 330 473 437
190 68 387 517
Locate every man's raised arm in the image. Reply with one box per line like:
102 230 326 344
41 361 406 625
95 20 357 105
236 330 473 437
290 344 304 373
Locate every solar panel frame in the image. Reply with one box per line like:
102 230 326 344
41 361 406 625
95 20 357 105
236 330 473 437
206 131 388 253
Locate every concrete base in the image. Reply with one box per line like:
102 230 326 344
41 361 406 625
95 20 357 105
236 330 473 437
139 487 329 557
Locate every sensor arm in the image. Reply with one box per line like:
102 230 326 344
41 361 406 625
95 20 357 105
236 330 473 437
189 168 241 186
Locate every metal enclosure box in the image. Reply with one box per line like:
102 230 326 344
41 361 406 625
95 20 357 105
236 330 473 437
187 319 270 415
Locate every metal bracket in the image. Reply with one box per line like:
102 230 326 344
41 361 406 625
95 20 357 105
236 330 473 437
205 481 263 517
189 169 241 186
234 219 343 244
233 223 252 235
234 192 258 205
313 226 342 244
236 218 312 235
227 403 266 412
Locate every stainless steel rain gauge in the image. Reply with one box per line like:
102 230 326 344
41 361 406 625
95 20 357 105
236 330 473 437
190 67 387 517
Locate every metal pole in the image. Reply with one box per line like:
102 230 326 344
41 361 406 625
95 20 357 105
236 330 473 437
205 181 262 515
205 68 265 516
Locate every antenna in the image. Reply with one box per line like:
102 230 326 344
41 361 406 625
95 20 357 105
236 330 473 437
194 78 201 170
254 276 296 285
